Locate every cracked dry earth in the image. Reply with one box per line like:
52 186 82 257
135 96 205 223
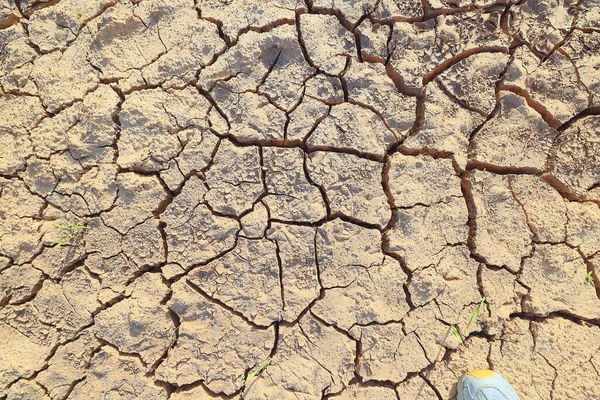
2 0 600 400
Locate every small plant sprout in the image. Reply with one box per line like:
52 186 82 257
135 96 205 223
245 358 272 386
465 296 487 332
52 218 86 247
136 42 148 62
450 324 465 347
586 271 595 287
73 12 91 34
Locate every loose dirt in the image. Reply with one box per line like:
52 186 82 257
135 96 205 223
1 0 600 399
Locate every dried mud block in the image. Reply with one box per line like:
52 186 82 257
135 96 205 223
509 174 567 243
0 25 38 95
198 0 297 40
216 91 288 141
0 179 45 218
509 0 577 56
504 46 589 123
36 330 100 400
336 385 398 400
118 87 212 172
27 0 113 52
566 202 600 257
345 61 416 136
388 153 462 207
469 171 532 272
521 244 600 318
305 73 345 103
563 30 600 105
205 140 264 216
88 3 165 81
101 172 167 233
31 35 99 113
427 337 492 397
385 198 469 271
349 324 430 383
86 253 139 303
404 82 485 169
161 176 239 269
35 267 100 334
396 375 439 400
434 10 511 52
489 318 559 399
84 217 122 259
0 321 51 390
175 129 219 177
299 14 355 75
0 215 44 265
4 380 50 400
267 223 320 321
549 116 600 201
59 84 120 165
244 313 354 399
135 0 225 86
535 319 600 400
0 180 46 265
199 24 314 113
577 0 600 29
0 94 44 174
170 384 223 400
306 103 396 157
403 302 461 358
31 237 86 278
95 273 173 367
316 219 384 281
0 0 18 28
69 346 168 399
409 246 481 322
307 152 390 227
358 20 390 61
286 96 330 142
0 264 43 305
263 147 327 222
480 266 527 332
189 237 283 326
313 220 409 328
46 160 119 215
240 202 269 238
388 20 439 90
313 0 423 23
157 280 274 394
122 218 166 268
439 52 510 115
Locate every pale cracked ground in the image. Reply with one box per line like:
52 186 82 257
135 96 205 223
2 0 600 399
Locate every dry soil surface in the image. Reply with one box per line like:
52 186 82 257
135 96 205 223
1 0 600 399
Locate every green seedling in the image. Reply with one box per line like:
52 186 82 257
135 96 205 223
465 296 486 332
73 12 91 34
245 358 271 385
136 43 148 62
586 271 595 287
450 324 464 347
52 218 86 247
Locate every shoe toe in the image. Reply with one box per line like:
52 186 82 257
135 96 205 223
457 371 521 400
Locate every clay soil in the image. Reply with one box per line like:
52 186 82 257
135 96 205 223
2 0 600 399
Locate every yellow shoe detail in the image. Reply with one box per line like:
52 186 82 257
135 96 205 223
464 369 495 380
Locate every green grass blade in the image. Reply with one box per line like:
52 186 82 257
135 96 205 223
465 296 486 332
450 324 464 347
245 358 271 385
55 235 74 247
136 43 148 62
